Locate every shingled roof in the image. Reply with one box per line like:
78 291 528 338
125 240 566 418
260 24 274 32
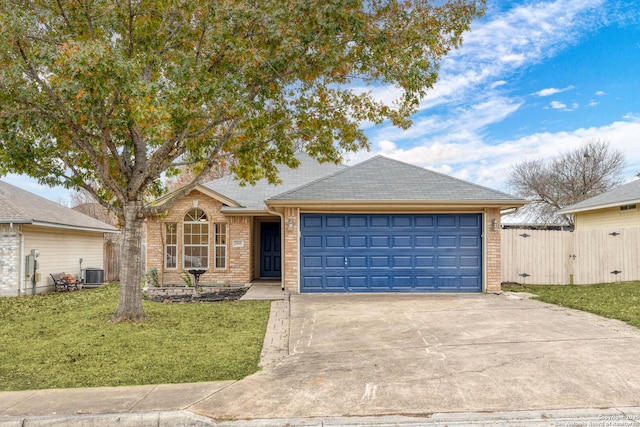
559 179 640 214
0 180 119 233
201 152 347 211
267 155 525 206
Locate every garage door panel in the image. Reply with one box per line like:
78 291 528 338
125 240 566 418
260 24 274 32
348 276 369 288
326 236 345 248
437 235 457 247
348 256 367 268
415 256 434 268
302 215 323 228
370 275 391 288
392 256 412 267
415 236 434 248
326 216 346 228
370 235 390 248
436 215 457 227
303 256 322 268
437 255 457 268
326 256 345 268
348 236 367 248
371 256 390 268
460 255 481 268
460 215 481 227
392 235 412 247
460 235 480 248
347 216 367 228
326 276 347 288
392 216 412 227
416 275 436 289
300 214 482 293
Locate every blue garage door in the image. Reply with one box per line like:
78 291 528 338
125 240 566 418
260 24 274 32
300 214 482 293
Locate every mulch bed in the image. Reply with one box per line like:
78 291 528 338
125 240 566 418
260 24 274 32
146 288 248 304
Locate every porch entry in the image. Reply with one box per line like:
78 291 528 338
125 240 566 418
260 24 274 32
260 222 281 278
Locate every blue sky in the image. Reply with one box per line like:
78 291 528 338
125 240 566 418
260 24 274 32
4 0 640 203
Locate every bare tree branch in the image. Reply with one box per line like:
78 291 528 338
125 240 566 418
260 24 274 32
508 140 625 228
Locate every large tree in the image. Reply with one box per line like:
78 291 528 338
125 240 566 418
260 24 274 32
508 140 625 228
0 0 484 322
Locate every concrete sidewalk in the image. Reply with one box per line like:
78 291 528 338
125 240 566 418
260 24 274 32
3 291 640 426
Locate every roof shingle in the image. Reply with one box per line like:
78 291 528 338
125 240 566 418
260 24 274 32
0 180 118 232
559 179 640 214
268 155 524 203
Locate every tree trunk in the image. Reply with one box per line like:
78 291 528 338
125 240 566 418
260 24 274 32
112 201 146 322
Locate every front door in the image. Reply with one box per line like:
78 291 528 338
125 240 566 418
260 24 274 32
260 222 281 278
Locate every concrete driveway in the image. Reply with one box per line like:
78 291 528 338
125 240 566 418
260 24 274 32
192 293 640 420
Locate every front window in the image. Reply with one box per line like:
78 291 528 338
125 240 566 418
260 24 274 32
214 223 227 269
165 223 177 269
183 208 209 269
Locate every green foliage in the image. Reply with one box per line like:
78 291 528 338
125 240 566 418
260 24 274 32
145 267 159 287
180 270 193 287
504 282 640 329
0 284 271 391
0 0 484 203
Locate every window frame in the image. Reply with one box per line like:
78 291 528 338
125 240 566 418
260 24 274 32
214 222 228 270
164 222 178 270
182 208 209 269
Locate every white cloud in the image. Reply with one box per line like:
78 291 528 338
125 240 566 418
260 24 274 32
358 116 640 193
595 90 606 96
533 85 575 97
546 100 579 111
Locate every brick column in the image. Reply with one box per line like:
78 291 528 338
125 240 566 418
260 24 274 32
282 207 300 292
485 208 502 292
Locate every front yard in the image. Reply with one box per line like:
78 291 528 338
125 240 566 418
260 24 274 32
0 284 271 391
504 281 640 329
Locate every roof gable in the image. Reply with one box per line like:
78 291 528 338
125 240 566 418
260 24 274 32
0 180 118 232
268 155 525 205
559 179 640 214
201 152 347 211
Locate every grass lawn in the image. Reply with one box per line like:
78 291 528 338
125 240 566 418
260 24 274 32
0 284 271 391
504 281 640 329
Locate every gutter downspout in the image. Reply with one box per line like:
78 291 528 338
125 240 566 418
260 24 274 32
12 223 26 296
265 205 286 292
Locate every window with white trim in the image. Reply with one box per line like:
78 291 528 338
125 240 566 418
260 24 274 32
165 222 177 269
214 223 227 270
183 208 209 269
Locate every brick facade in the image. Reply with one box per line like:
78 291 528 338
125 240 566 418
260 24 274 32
146 190 261 286
282 207 300 292
485 208 502 292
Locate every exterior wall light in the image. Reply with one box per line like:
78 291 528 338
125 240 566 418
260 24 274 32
491 218 498 231
287 217 295 231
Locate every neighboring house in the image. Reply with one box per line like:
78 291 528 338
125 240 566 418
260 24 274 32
147 154 525 293
558 179 640 230
0 181 119 296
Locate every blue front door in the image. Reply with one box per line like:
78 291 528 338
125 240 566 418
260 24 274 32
300 214 482 292
260 222 281 278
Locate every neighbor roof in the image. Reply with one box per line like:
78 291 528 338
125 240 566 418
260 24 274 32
267 155 526 207
0 180 119 233
201 152 347 211
559 179 640 214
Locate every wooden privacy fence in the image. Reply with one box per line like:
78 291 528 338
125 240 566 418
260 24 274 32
104 242 120 282
501 227 640 285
